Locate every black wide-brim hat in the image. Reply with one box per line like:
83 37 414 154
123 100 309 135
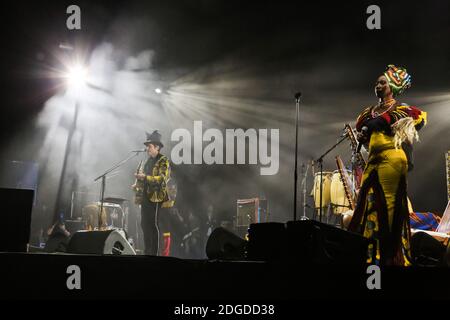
144 130 164 148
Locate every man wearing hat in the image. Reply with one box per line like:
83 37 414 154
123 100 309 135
134 130 171 255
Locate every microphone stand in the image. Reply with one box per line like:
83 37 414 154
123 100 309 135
94 150 144 230
293 92 302 221
315 134 348 222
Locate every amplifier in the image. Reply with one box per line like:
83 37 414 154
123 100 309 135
235 198 268 238
236 198 268 226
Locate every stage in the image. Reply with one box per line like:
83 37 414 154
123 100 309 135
1 252 450 300
0 1 450 307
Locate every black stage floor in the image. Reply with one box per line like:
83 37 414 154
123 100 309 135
1 252 450 300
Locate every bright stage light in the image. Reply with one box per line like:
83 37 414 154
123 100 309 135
155 88 162 94
67 64 88 87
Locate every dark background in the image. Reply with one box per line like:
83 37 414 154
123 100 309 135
0 1 448 248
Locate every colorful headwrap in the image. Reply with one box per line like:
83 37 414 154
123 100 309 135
383 64 412 96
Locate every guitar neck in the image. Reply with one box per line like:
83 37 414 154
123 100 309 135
136 159 143 174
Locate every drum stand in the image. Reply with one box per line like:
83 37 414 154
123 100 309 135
325 203 332 224
315 135 348 222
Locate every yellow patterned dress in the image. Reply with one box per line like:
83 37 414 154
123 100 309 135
349 104 427 266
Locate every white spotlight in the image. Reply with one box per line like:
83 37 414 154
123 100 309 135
155 88 162 94
67 64 88 87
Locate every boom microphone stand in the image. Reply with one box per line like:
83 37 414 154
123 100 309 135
315 134 348 222
293 92 302 221
94 150 145 230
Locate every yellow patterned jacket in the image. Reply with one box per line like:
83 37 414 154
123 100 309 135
144 154 174 207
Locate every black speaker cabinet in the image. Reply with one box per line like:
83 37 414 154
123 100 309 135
245 220 369 265
286 220 369 265
206 227 246 260
67 229 136 255
246 222 287 261
0 188 34 252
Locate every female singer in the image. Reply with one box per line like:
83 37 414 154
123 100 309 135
348 65 427 266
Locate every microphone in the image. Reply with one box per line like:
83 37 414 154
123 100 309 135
132 148 147 153
294 92 302 100
356 126 368 153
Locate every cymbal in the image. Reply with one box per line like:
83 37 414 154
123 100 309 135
95 202 122 208
103 197 129 204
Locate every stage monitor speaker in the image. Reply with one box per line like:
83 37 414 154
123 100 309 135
67 229 136 255
206 227 246 260
286 220 369 265
246 222 287 261
245 221 369 264
410 231 447 266
0 188 34 252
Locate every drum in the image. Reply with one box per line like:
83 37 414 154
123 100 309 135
311 171 332 209
82 204 107 231
330 170 352 215
95 202 125 229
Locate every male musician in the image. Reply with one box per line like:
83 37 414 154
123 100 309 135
134 130 171 255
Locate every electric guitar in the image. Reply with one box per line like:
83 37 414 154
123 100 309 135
132 160 144 205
